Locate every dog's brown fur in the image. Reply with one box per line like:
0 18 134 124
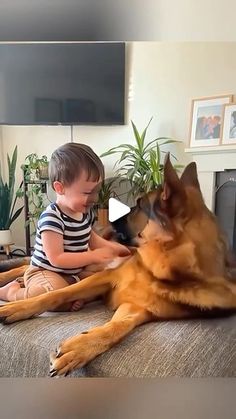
0 155 236 377
0 258 30 287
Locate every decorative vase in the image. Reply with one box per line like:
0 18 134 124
97 208 109 228
0 229 13 246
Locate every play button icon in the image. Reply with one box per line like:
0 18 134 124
108 198 131 222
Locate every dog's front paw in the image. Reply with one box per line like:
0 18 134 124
0 300 39 323
49 333 92 377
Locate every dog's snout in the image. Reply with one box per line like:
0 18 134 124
116 232 127 242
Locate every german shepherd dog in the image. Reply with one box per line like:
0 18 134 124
0 155 236 377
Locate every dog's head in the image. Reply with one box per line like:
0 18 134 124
112 154 223 252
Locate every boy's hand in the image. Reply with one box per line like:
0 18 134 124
93 248 117 264
108 242 131 257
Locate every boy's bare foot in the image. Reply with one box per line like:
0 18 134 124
70 300 85 311
0 280 22 301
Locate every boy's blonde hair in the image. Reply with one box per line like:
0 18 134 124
49 142 105 189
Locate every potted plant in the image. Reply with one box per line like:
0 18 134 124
21 153 49 239
22 153 49 181
37 155 49 180
96 178 118 228
0 146 24 246
101 118 182 200
24 183 48 238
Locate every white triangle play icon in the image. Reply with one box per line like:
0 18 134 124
108 198 131 222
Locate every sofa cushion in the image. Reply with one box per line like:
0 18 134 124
0 302 235 377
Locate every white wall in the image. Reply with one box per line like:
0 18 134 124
1 41 236 248
154 0 236 41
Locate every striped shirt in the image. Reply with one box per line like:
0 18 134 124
31 203 95 275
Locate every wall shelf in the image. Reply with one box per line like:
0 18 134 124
185 145 236 154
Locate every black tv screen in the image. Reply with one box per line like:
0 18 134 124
0 42 125 125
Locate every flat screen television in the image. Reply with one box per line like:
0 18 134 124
0 42 125 125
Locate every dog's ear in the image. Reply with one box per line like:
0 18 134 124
159 153 186 216
162 153 185 201
180 162 201 190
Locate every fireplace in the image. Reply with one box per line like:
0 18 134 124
185 144 236 258
215 170 236 255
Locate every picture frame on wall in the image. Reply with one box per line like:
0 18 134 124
189 94 233 148
221 103 236 145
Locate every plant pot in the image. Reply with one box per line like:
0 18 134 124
97 208 109 228
0 229 13 246
38 164 49 180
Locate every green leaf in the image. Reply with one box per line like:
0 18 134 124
8 206 24 228
131 120 143 152
140 117 153 149
100 143 138 158
0 146 24 229
100 118 183 197
143 137 172 153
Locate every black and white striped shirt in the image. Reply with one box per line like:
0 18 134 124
31 203 95 274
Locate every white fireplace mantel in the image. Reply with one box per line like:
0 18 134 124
184 145 236 211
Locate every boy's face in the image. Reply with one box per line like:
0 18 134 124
54 171 101 213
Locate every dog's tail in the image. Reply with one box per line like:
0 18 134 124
0 257 30 287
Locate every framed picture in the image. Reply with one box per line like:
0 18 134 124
221 103 236 145
189 94 233 147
